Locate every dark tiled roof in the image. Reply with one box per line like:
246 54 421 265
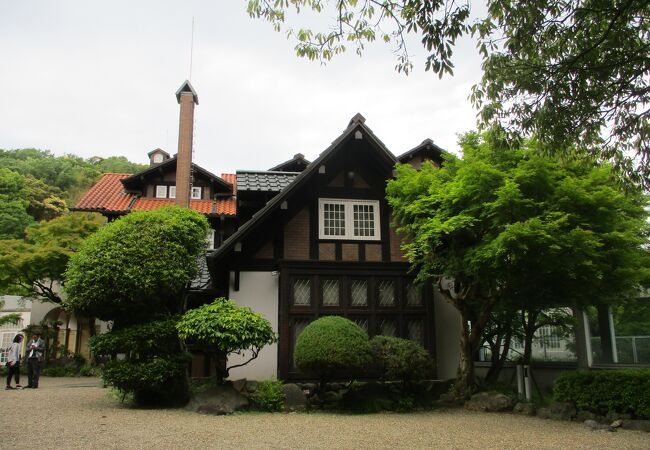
189 255 212 290
236 171 300 192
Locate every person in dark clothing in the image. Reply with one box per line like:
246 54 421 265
25 333 45 389
5 334 23 390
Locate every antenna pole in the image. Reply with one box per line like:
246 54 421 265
189 17 195 81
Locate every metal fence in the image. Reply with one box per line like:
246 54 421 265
590 336 650 364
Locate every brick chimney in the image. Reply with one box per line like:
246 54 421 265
174 80 199 208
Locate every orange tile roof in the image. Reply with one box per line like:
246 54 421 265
73 172 237 217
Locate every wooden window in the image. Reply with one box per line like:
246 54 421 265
155 185 167 198
290 318 310 369
206 229 215 250
350 279 368 307
191 186 202 199
406 282 422 307
292 279 311 306
377 280 396 307
321 279 340 307
407 320 424 344
318 198 380 240
169 185 176 199
379 318 397 337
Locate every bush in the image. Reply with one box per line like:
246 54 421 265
251 380 285 412
370 336 434 383
554 369 650 419
294 316 372 387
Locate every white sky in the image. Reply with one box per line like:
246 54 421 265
0 1 484 175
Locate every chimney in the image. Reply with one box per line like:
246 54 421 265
174 80 199 208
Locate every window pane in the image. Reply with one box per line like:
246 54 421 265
292 279 311 306
353 203 375 237
408 320 424 343
321 279 340 306
379 319 397 337
169 186 176 199
406 283 422 306
323 203 345 236
378 280 396 306
291 319 310 369
155 185 167 198
353 318 369 333
350 280 368 306
191 187 202 199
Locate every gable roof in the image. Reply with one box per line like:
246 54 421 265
397 138 444 165
209 113 396 264
237 170 300 193
73 172 237 216
268 153 311 172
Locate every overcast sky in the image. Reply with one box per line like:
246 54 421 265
0 1 484 175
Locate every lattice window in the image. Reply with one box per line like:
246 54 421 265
379 319 397 337
408 320 424 343
406 283 422 306
353 203 376 238
353 318 369 333
378 280 396 306
321 279 340 306
292 279 311 306
350 280 368 306
291 319 310 368
322 203 346 237
0 332 15 364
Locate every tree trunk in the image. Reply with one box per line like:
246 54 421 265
485 329 512 384
522 311 538 366
456 314 475 397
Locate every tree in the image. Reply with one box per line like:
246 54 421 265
386 131 649 396
176 298 277 384
0 213 104 303
247 0 650 184
64 207 208 324
0 300 21 328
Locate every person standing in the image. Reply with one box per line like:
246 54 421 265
26 332 45 389
5 334 23 390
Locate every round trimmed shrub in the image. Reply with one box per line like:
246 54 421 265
294 316 372 384
370 335 434 383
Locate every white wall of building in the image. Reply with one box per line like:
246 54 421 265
227 271 279 380
434 291 461 380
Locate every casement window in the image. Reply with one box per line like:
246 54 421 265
191 186 202 200
168 186 176 199
155 185 167 198
318 198 380 240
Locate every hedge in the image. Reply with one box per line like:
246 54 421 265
554 369 650 419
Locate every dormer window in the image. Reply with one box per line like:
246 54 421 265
155 185 167 198
318 198 380 240
152 153 163 164
191 186 202 200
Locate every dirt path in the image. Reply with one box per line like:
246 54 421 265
2 377 648 449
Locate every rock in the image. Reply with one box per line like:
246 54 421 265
537 407 552 420
282 383 307 412
544 402 576 421
584 420 615 432
186 384 249 415
513 402 535 416
245 380 258 393
232 379 247 393
622 419 650 432
464 391 515 412
309 393 322 407
321 390 343 407
610 419 623 429
576 410 597 422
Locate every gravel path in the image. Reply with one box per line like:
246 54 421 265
2 377 648 449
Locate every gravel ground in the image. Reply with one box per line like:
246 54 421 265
2 377 648 450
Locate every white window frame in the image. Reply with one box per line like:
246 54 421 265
152 153 163 163
191 186 202 200
155 185 167 198
318 198 380 241
168 185 176 199
206 229 215 249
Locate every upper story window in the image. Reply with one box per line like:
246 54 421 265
168 186 176 199
155 185 167 198
152 153 163 164
318 198 380 240
191 186 202 200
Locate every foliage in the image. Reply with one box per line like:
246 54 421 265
64 206 209 323
176 298 277 382
294 316 372 387
0 300 21 327
386 131 650 394
251 380 286 412
370 336 434 383
247 1 650 184
90 319 180 358
0 212 104 301
613 297 650 336
554 369 650 419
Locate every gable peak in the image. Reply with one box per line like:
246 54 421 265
347 113 366 127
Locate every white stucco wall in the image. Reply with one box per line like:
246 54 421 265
227 271 279 381
434 291 461 380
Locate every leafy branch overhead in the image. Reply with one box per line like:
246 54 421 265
247 0 650 185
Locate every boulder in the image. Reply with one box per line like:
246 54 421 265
576 410 597 422
584 420 615 432
622 420 650 432
464 391 515 412
232 379 247 393
282 383 307 412
513 402 535 416
539 402 576 421
245 380 258 393
186 384 249 415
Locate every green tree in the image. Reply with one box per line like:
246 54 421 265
386 131 649 396
64 206 209 325
176 298 277 384
0 300 21 328
247 0 650 184
0 213 104 303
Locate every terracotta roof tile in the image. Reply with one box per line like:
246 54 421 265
74 172 238 217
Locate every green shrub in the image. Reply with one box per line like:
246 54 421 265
41 366 68 377
78 364 100 377
554 369 650 419
294 316 372 388
251 380 285 412
370 336 434 383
